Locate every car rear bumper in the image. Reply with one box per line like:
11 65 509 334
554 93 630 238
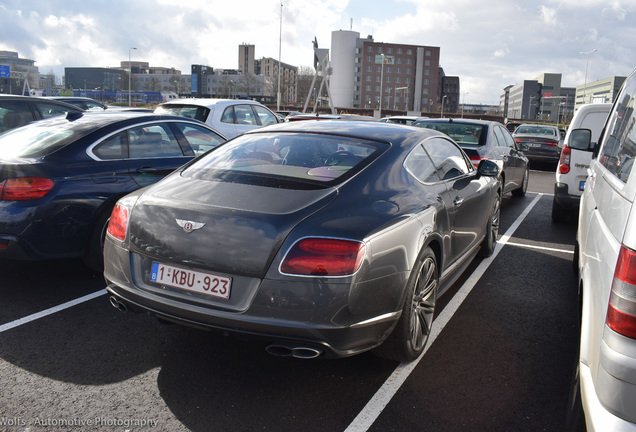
581 360 636 431
554 183 581 211
103 239 406 358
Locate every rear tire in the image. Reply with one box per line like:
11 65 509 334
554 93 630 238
479 192 500 258
551 198 570 223
374 246 438 362
511 167 529 197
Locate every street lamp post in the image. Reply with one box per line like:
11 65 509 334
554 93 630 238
379 53 385 114
277 1 283 111
441 95 447 118
581 49 597 105
128 47 137 107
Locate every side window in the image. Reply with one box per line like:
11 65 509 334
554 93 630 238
0 101 34 132
599 81 636 183
423 137 471 180
34 102 76 119
501 126 517 149
174 123 226 156
128 123 184 159
493 126 507 148
404 144 439 183
234 105 257 125
253 105 278 126
93 133 126 159
220 106 234 124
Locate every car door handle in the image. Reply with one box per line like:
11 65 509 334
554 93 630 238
453 196 464 207
136 166 158 173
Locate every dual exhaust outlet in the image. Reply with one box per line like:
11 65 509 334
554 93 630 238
109 296 324 359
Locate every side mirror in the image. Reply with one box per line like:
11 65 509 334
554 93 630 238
477 159 499 177
568 128 593 151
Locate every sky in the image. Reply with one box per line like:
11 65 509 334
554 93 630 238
0 0 634 105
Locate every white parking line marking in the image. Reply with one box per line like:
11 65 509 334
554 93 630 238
345 193 543 432
506 241 574 254
0 289 107 334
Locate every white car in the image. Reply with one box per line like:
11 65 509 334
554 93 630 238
552 103 611 223
155 99 280 139
574 69 636 431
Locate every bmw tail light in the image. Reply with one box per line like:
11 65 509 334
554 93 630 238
280 238 365 276
107 204 129 241
0 177 55 201
558 146 571 174
606 245 636 339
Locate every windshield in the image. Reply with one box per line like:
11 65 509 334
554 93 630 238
414 122 485 146
516 125 557 137
155 104 210 123
0 123 77 158
182 132 387 188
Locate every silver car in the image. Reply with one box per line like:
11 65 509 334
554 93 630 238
574 68 636 430
155 98 280 139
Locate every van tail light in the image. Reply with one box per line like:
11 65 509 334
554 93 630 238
280 238 365 276
469 156 485 169
0 177 55 201
107 204 129 241
558 146 571 174
606 245 636 339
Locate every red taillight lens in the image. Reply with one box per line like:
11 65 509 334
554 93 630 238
469 156 484 168
280 238 365 276
0 177 55 201
558 146 571 174
606 246 636 339
107 204 129 241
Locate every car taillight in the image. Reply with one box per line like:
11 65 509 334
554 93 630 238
0 177 55 201
469 156 484 168
558 146 571 174
280 238 365 276
107 204 129 241
606 245 636 339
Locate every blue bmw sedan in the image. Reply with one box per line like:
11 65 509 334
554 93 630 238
0 111 226 270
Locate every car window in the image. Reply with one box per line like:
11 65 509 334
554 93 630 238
128 123 184 159
423 137 471 180
84 101 106 111
0 101 34 133
598 85 636 183
173 122 226 156
404 143 439 183
34 102 76 119
234 105 257 125
500 126 517 149
253 105 278 126
516 125 557 136
182 132 387 187
415 122 484 146
220 106 234 123
493 126 507 148
93 132 126 159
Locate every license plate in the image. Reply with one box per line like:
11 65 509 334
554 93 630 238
150 262 231 299
528 143 541 148
579 180 586 191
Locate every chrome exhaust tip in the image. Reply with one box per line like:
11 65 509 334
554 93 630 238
266 344 323 359
109 296 128 313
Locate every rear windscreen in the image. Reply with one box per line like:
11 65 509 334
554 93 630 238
182 132 388 188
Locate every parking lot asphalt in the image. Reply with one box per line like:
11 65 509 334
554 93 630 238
0 168 583 432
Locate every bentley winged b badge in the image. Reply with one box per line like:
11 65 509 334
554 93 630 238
175 218 205 233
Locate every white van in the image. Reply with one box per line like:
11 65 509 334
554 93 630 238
552 103 611 222
574 70 636 430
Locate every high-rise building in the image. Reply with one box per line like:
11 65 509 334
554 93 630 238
330 31 445 112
